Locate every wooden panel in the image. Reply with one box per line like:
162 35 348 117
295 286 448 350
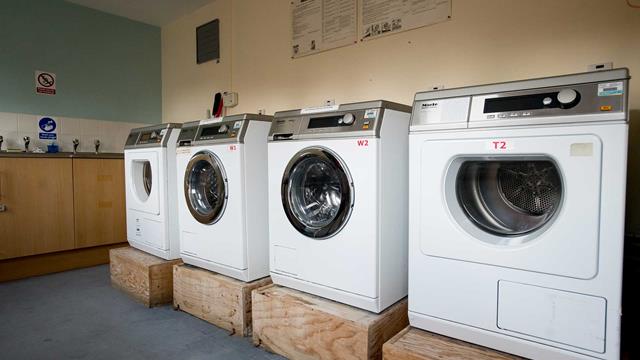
73 158 126 248
110 246 182 307
252 284 408 360
173 264 272 336
0 242 127 282
0 158 75 259
382 326 522 360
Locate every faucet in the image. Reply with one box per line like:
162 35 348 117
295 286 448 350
94 139 100 154
0 135 3 152
23 136 30 152
73 138 80 154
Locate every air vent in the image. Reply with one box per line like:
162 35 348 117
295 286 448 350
196 19 220 64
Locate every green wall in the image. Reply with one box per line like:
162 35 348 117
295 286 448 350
0 0 161 123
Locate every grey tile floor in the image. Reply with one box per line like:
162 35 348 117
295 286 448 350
0 265 283 360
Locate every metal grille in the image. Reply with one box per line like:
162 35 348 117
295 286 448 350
498 162 561 216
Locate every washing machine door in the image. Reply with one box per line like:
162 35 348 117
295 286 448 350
184 151 228 224
455 159 563 240
281 146 354 239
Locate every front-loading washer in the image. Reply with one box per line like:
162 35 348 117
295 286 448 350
176 114 273 282
408 69 630 359
124 123 182 260
268 100 411 313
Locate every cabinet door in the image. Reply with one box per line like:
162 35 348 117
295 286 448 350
73 159 126 248
0 158 75 259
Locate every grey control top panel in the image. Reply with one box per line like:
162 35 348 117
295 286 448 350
178 114 273 146
125 123 182 149
411 68 629 130
269 100 411 141
176 121 200 146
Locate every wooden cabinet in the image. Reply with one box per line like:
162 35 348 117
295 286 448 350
73 159 126 248
0 158 75 259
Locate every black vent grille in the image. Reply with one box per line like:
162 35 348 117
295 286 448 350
196 19 220 64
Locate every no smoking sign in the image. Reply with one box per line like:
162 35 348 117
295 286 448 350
35 70 56 95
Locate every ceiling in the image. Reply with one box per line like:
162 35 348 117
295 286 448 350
66 0 216 26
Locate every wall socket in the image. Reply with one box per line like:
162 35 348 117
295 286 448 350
324 99 335 106
588 62 613 71
258 108 266 115
430 85 445 91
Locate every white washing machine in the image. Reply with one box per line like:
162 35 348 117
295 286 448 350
408 69 630 359
176 114 273 282
268 101 411 313
125 123 182 260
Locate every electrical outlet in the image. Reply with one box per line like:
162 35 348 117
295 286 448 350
324 99 335 106
588 62 613 71
258 108 266 115
430 84 445 90
222 92 238 107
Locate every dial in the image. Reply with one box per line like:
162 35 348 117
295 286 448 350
219 124 229 133
342 113 355 125
557 89 580 109
542 97 553 106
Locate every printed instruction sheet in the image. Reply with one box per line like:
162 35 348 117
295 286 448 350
291 0 357 58
360 0 450 40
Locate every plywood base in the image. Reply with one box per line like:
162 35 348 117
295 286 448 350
0 243 127 282
252 284 408 360
173 264 271 336
383 326 522 360
109 246 182 307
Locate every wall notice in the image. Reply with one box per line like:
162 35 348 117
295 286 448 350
360 0 450 40
35 70 56 95
292 0 357 58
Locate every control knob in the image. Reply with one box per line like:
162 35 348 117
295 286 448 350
342 113 355 125
557 89 580 109
219 124 229 133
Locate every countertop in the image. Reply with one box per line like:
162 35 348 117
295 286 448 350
0 151 123 159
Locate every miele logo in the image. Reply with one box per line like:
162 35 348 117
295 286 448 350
421 102 438 109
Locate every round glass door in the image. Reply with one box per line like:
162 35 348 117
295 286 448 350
281 146 354 239
455 159 562 237
184 151 227 224
132 160 153 201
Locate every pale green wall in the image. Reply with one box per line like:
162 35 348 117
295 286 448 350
0 0 161 123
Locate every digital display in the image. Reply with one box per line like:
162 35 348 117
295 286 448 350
200 125 221 137
139 132 151 142
483 92 559 113
308 116 346 129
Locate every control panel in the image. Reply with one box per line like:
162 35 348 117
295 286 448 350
195 120 244 142
125 124 181 148
176 122 199 146
270 108 381 140
469 81 625 123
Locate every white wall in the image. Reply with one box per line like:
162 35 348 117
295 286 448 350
162 0 640 232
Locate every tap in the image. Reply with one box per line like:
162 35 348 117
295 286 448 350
72 138 80 154
94 139 100 154
23 136 30 152
0 135 3 151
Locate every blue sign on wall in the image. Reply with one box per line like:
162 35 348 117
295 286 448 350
38 117 57 140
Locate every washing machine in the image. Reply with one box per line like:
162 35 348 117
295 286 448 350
408 69 630 359
268 100 411 313
124 123 182 260
176 114 273 282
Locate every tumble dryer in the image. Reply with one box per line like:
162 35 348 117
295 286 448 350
176 114 273 282
124 123 182 260
268 101 411 313
408 69 630 359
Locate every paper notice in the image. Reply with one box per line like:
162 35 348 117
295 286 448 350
360 0 450 41
292 0 357 58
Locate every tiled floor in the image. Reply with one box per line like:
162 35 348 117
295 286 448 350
0 265 283 360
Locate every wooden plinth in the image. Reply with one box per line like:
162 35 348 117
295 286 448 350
252 284 409 360
383 326 522 360
109 246 182 307
173 264 272 336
